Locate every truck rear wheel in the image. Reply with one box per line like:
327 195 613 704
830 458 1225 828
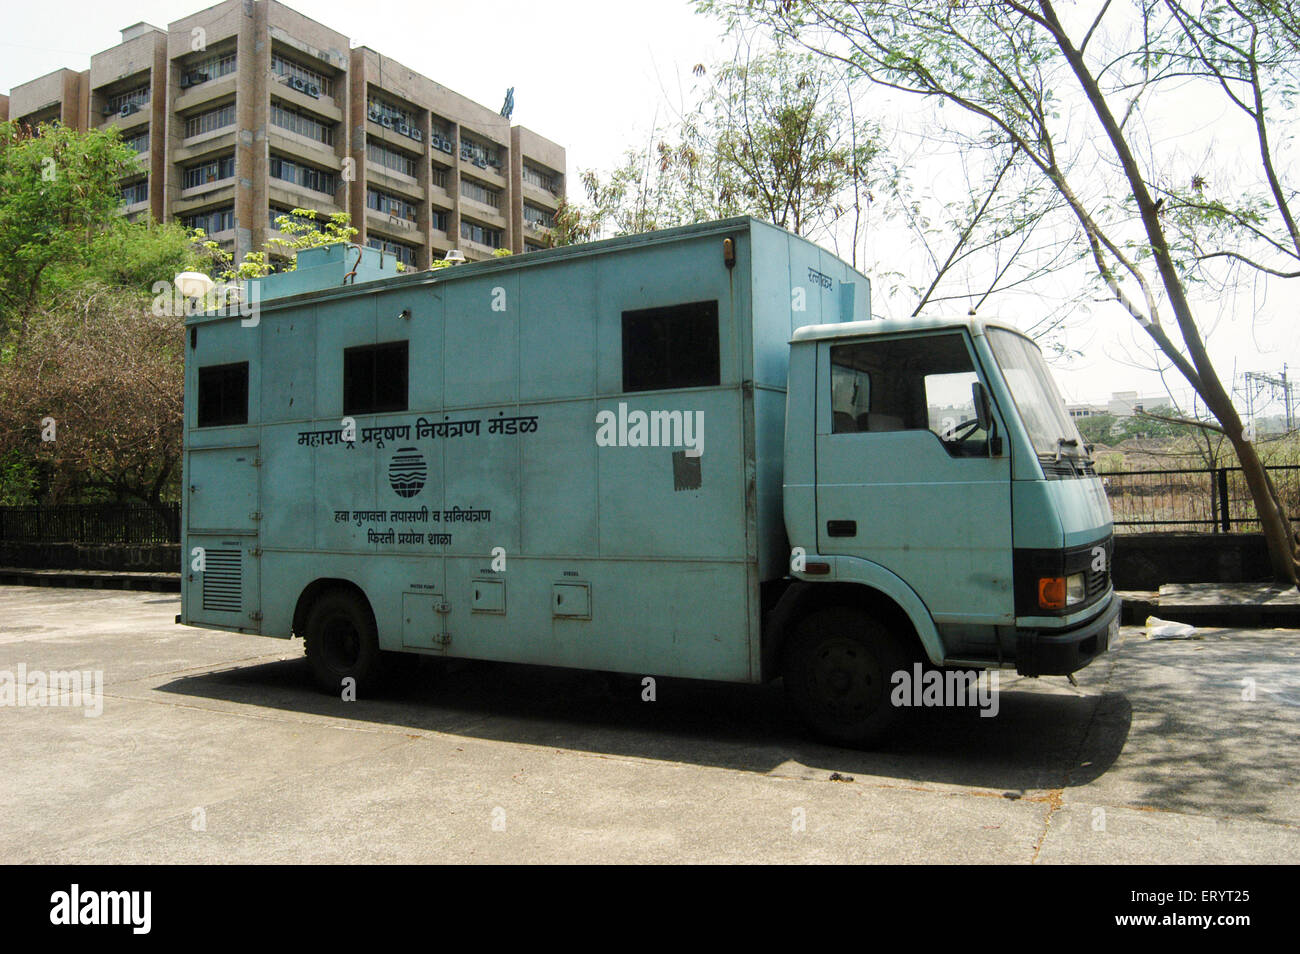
304 590 386 696
783 606 910 748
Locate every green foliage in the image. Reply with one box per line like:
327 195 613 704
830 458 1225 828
0 121 140 337
192 209 359 282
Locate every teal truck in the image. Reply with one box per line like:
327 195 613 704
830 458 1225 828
180 217 1119 746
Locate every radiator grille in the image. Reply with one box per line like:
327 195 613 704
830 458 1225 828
202 549 242 613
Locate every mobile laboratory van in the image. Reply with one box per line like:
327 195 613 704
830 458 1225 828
180 217 1120 746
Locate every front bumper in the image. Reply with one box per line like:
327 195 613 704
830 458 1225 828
1014 591 1121 676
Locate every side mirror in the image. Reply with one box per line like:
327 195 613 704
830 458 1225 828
972 381 1003 457
972 381 992 431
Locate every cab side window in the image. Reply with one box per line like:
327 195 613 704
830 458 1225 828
829 334 987 455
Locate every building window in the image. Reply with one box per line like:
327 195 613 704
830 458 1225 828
523 163 559 193
366 141 417 178
366 236 416 266
120 179 149 205
459 135 501 170
182 154 235 189
430 163 449 189
181 206 234 235
460 178 501 209
523 203 555 229
343 341 408 414
525 241 545 252
269 155 336 195
271 53 330 98
459 219 502 249
429 119 455 155
366 188 416 222
430 209 448 232
270 101 333 144
105 85 149 116
184 102 236 138
366 95 413 128
122 130 149 153
198 362 249 427
621 301 721 393
180 51 236 88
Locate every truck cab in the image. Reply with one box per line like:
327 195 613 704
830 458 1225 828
776 315 1120 743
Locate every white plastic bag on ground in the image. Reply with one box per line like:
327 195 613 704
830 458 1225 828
1145 616 1196 639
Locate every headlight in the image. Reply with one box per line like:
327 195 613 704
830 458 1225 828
1038 573 1087 610
1065 572 1086 606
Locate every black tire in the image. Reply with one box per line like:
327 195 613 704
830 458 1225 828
782 605 912 748
303 590 386 696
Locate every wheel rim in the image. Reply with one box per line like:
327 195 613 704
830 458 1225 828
807 635 885 723
319 615 362 672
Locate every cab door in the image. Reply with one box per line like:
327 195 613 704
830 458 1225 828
814 331 1014 627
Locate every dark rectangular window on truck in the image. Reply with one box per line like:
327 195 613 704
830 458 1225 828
622 300 720 392
344 341 408 414
197 362 249 427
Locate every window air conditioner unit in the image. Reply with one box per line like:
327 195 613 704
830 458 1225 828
306 84 320 98
120 103 139 117
381 116 393 128
368 108 382 122
179 74 192 89
411 128 423 142
396 121 409 135
290 76 306 92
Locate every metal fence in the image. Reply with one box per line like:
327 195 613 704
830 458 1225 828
0 503 180 545
1102 464 1300 533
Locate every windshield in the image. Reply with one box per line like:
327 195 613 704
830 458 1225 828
986 328 1086 459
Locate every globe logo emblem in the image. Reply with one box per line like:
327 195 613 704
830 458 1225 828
388 446 427 498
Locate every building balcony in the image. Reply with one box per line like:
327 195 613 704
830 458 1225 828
267 179 342 214
172 185 235 216
178 177 236 203
522 180 562 207
364 162 424 198
173 72 237 114
269 77 343 122
98 106 149 134
365 207 421 238
267 125 338 168
174 127 237 163
458 156 506 188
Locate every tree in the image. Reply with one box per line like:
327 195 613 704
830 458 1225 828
701 0 1300 584
556 45 890 253
192 208 360 281
0 121 139 340
0 287 183 518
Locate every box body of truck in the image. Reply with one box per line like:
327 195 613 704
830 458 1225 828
181 219 865 684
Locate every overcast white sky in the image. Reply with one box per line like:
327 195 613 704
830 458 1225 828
3 0 1297 413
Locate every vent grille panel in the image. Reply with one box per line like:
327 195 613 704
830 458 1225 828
202 549 242 613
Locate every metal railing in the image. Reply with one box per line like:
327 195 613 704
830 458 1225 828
1102 464 1300 532
0 504 180 545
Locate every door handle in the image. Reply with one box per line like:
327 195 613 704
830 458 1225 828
826 520 857 537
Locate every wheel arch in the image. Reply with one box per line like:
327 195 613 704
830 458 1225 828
763 572 944 679
292 577 374 638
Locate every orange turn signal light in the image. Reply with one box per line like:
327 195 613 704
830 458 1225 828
1037 576 1066 610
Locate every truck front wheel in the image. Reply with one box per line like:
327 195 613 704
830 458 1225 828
783 606 910 748
304 590 386 696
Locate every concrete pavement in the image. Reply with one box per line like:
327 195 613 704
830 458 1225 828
1 585 1296 863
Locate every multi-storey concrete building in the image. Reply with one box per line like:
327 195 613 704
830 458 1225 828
2 0 566 267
